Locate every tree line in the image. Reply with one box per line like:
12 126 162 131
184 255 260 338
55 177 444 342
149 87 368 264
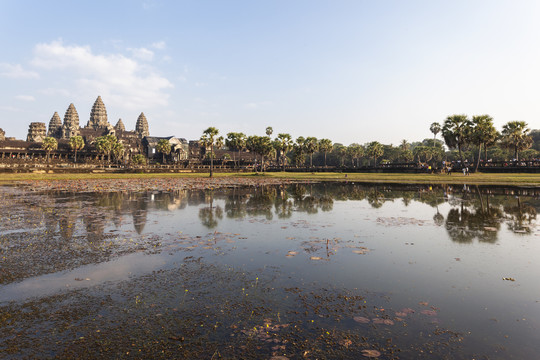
200 117 538 175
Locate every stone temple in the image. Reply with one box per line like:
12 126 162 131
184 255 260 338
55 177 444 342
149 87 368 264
86 96 113 132
26 122 47 142
62 103 80 139
135 113 149 138
47 112 62 138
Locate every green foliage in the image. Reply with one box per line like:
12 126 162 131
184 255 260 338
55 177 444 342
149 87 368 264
156 139 172 163
69 135 85 162
132 154 146 165
200 127 220 177
95 134 118 164
501 121 533 161
42 137 58 162
442 114 472 162
366 141 384 166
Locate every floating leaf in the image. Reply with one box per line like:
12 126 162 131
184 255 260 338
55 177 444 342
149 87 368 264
418 301 429 306
310 256 323 260
372 318 394 325
353 316 370 323
362 349 381 357
420 309 437 316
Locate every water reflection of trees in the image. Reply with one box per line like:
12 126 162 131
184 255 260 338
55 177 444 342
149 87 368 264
11 183 539 242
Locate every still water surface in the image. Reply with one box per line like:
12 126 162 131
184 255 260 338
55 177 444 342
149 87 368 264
1 182 539 359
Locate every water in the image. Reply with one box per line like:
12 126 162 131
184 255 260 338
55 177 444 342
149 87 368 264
0 182 539 359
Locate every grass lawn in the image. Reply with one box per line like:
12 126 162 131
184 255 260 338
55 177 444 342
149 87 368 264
0 171 538 186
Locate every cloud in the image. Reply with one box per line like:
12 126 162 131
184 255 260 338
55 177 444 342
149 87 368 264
244 101 272 109
14 95 35 102
151 41 166 50
0 63 39 79
128 47 154 61
30 40 173 110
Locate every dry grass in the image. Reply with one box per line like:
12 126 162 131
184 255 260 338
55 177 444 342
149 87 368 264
0 171 538 186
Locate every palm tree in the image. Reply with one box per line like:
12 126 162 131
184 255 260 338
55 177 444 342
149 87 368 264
333 144 347 166
69 135 85 163
276 133 293 170
442 114 472 164
366 141 384 166
470 115 497 171
293 136 306 167
42 137 58 163
501 121 533 161
318 139 333 167
304 137 318 167
200 127 219 177
430 122 441 148
265 126 273 137
347 143 364 167
156 139 171 164
112 142 125 164
225 132 247 168
95 134 117 165
246 135 274 171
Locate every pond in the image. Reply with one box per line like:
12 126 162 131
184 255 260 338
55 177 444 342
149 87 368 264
1 181 539 359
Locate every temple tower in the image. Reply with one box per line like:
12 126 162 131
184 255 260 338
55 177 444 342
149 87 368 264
87 96 109 129
62 103 80 139
26 122 47 142
47 112 62 138
135 112 149 138
115 118 125 132
0 128 6 142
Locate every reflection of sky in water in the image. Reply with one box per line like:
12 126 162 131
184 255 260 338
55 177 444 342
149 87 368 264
1 184 539 356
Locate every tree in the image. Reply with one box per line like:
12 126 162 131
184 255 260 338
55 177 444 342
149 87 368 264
275 133 293 170
265 126 273 137
293 137 306 167
246 135 274 171
347 143 364 167
470 115 497 171
225 132 247 168
69 135 84 163
366 141 384 166
318 139 333 167
112 142 125 164
442 114 472 164
156 139 171 164
95 134 118 165
200 127 219 177
430 122 441 148
304 137 318 167
501 121 533 161
42 137 58 163
132 154 146 165
332 144 347 166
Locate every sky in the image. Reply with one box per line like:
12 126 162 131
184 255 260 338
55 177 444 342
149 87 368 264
1 0 539 145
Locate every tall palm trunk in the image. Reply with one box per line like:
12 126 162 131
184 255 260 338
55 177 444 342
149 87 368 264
474 144 482 172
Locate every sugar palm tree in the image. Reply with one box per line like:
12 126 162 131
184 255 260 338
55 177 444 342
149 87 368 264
442 114 472 164
275 133 293 170
42 137 58 163
366 141 384 166
200 127 219 177
225 132 246 168
304 137 318 167
470 115 497 171
430 122 441 148
318 139 333 167
501 121 533 161
156 139 171 164
69 135 84 163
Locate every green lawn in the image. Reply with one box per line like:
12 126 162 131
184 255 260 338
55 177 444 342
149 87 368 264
0 171 538 186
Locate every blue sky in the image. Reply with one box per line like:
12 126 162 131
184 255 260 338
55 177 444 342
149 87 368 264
1 0 539 145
